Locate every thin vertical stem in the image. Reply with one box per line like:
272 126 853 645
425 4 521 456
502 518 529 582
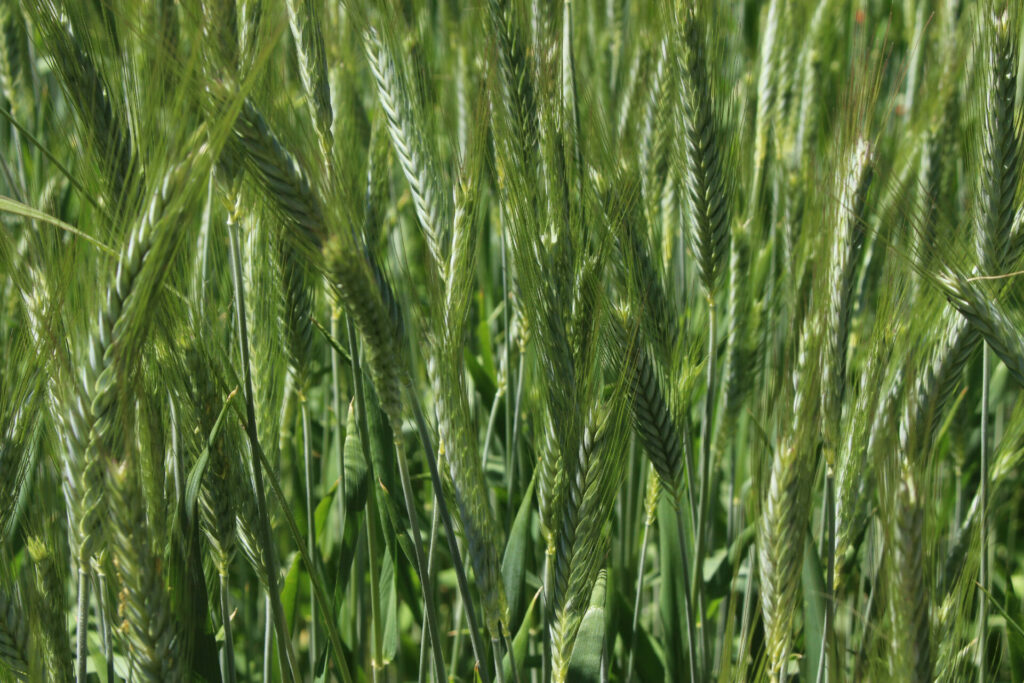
301 399 318 676
625 518 652 683
542 550 554 683
502 213 515 514
94 572 113 683
408 390 493 683
364 486 385 683
693 302 717 668
816 469 835 683
346 320 384 683
675 503 701 683
979 345 990 681
331 311 347 570
75 567 89 683
393 436 448 680
501 622 521 683
447 593 466 683
418 506 441 681
508 355 526 523
219 573 238 683
481 386 504 471
737 547 756 678
493 638 507 683
714 444 739 673
263 594 273 682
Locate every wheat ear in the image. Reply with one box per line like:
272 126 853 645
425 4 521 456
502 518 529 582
975 8 1020 273
639 39 673 229
486 0 537 176
759 438 811 681
285 0 333 149
891 465 932 682
822 138 873 461
232 100 325 254
937 271 1024 390
759 313 818 681
751 0 784 205
676 4 730 299
550 416 622 683
364 27 449 270
106 458 183 682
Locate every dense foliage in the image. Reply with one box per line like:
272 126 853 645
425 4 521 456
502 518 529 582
2 0 1024 681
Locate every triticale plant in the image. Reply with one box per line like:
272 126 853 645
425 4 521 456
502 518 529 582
4 2 1024 682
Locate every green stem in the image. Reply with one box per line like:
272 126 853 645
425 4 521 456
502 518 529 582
103 582 113 681
254 433 356 683
419 506 441 681
481 384 504 470
346 320 384 683
447 593 466 683
625 516 652 683
675 502 701 683
493 638 507 683
408 389 493 683
365 481 385 683
75 567 89 683
227 214 300 683
263 594 273 681
736 547 756 679
693 302 717 667
301 398 318 676
543 550 554 683
816 469 835 683
508 354 525 522
392 433 448 681
501 622 521 683
331 311 347 578
93 572 113 683
681 413 700 541
980 344 990 681
219 573 238 683
853 553 881 679
502 219 517 515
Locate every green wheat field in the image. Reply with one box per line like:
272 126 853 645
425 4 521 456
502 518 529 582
2 0 1024 681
